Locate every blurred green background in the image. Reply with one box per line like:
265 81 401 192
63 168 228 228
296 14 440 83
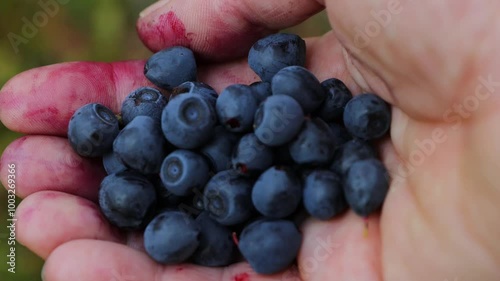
0 1 330 280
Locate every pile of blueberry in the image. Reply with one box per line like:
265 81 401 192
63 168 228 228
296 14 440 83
67 33 391 275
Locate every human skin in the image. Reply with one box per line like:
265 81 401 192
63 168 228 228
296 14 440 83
1 0 500 280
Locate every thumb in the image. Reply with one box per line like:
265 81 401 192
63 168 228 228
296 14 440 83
136 0 324 61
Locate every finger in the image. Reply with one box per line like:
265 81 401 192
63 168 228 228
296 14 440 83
43 240 297 281
297 212 382 280
0 60 152 135
137 0 324 60
0 136 105 200
15 191 124 259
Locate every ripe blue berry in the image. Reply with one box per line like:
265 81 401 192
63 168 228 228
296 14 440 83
253 95 304 146
303 170 348 220
144 211 200 264
288 118 336 166
330 138 377 175
252 166 302 218
248 33 306 82
68 103 119 157
343 93 391 140
317 78 352 122
160 150 210 196
272 66 325 113
162 93 217 149
98 171 157 229
238 218 302 274
191 212 237 267
203 170 255 225
249 81 272 103
216 84 258 133
200 126 240 173
173 81 218 108
232 133 274 176
113 115 167 174
144 46 197 90
121 87 167 125
102 151 127 175
344 159 389 216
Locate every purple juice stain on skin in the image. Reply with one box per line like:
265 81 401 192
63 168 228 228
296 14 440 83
138 11 192 52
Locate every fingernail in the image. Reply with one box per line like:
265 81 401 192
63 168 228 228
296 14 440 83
140 0 171 18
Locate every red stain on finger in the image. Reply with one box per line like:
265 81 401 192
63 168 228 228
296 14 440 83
23 107 66 132
138 11 192 52
0 87 18 108
10 136 29 151
233 273 250 281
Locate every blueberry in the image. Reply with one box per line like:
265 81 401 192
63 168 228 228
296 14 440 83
328 122 352 147
144 211 200 264
249 81 272 103
144 46 197 90
191 212 237 267
68 103 119 157
102 151 127 175
231 133 274 176
113 115 167 174
121 87 168 125
343 93 391 140
172 81 218 108
344 159 389 216
317 78 352 122
272 66 325 113
200 126 240 173
248 33 306 82
252 166 302 218
203 170 254 225
288 118 337 166
98 171 156 229
238 218 302 274
303 170 348 220
330 138 378 175
160 150 210 196
253 95 304 146
216 84 258 133
162 93 217 149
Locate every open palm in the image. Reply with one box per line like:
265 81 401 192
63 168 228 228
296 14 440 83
2 0 500 280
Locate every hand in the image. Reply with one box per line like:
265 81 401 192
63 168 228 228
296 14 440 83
2 0 500 280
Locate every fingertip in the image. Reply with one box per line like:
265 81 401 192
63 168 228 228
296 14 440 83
136 7 194 54
136 0 323 61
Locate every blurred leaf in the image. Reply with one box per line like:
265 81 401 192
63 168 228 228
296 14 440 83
0 44 22 86
91 0 125 61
